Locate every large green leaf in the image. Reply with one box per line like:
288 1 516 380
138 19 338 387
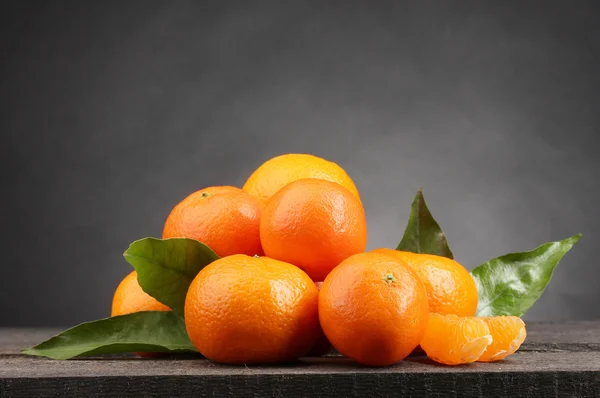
472 234 581 317
22 311 197 360
124 237 219 312
396 189 454 258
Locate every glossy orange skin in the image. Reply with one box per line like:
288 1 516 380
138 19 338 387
260 179 367 281
421 313 492 365
111 271 170 358
372 249 478 316
478 316 526 362
184 255 320 365
111 271 170 316
163 186 264 257
319 252 430 366
243 153 361 204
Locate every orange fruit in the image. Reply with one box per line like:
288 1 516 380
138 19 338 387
111 271 170 358
184 254 320 364
260 178 367 281
111 271 170 316
421 313 492 365
477 316 526 362
243 153 361 204
162 186 264 257
372 249 478 316
319 252 429 366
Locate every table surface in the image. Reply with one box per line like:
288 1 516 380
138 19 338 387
1 321 599 397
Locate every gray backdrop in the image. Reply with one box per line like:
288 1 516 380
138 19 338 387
1 1 599 326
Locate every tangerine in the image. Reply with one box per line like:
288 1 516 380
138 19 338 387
111 271 170 316
243 153 361 204
184 254 319 364
372 249 478 316
319 252 429 366
260 179 367 281
163 186 263 257
111 271 170 358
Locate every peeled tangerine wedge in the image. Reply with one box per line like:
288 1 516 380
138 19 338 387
421 313 527 365
478 316 527 362
421 313 493 365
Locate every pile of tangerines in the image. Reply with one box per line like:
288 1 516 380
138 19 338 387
112 154 526 367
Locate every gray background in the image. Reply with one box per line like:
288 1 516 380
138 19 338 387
1 1 599 326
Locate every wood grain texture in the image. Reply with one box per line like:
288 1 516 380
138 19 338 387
520 321 600 352
1 322 599 397
2 351 600 377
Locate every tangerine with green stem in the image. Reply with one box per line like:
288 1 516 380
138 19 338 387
319 252 429 366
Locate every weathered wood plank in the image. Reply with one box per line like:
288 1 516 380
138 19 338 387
1 323 600 397
521 321 600 352
1 351 600 378
0 353 599 397
1 372 598 398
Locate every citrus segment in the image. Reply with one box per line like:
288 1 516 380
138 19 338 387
421 313 492 365
478 316 526 362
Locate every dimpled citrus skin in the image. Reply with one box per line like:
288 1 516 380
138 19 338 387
421 313 492 365
260 179 367 281
163 186 264 257
184 255 320 365
111 271 170 316
319 252 430 366
372 249 478 316
478 316 526 362
243 153 361 204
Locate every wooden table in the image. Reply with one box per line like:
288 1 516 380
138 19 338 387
1 322 599 397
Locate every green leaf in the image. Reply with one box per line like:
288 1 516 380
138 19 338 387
123 237 219 312
472 234 581 317
22 311 197 360
396 189 454 259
